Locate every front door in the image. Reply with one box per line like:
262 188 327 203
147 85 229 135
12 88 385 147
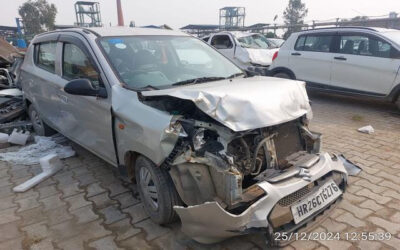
330 33 400 95
56 35 117 165
210 34 235 60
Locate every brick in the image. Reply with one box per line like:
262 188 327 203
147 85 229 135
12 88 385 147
135 218 170 241
379 180 400 192
358 171 383 184
16 196 41 212
339 200 373 219
0 222 21 241
70 205 99 224
382 189 400 200
0 196 17 210
356 189 391 205
108 218 141 241
41 194 66 211
368 217 400 234
65 193 91 211
99 205 127 225
21 221 49 240
376 170 400 183
343 192 366 203
17 206 46 226
0 207 20 225
89 192 117 209
86 182 106 197
37 185 58 199
47 205 74 226
336 212 366 228
58 182 84 198
123 203 149 224
114 191 140 209
321 218 347 232
359 199 384 211
88 236 123 250
354 179 387 194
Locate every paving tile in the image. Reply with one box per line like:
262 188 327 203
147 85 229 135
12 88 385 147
0 222 21 242
0 207 20 225
21 221 49 240
75 173 97 186
355 189 391 205
0 196 17 210
64 193 92 211
16 196 41 212
336 212 366 228
58 182 84 198
88 235 124 250
86 182 106 197
89 192 117 209
123 203 149 224
99 204 127 224
359 199 384 211
70 205 99 224
47 205 74 226
41 194 66 211
108 218 141 241
135 218 170 241
114 191 140 209
37 185 59 199
368 216 400 234
0 237 23 250
17 206 46 226
119 235 153 250
338 199 373 219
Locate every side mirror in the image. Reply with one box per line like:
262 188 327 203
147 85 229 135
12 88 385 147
64 79 107 98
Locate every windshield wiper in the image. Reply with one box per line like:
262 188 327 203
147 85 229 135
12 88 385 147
172 76 226 86
227 72 245 79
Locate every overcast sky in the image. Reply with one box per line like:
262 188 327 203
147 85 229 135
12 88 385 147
1 0 399 29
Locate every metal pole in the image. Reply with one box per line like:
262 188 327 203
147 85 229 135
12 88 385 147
117 0 124 26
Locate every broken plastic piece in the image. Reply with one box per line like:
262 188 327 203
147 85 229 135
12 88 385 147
8 129 30 145
0 132 9 143
337 154 362 176
357 125 374 134
13 154 63 192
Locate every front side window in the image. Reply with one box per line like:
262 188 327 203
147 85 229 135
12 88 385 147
63 43 100 87
99 36 242 89
210 35 233 49
37 42 57 72
340 35 392 58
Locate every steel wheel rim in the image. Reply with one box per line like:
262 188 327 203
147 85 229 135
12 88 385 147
139 167 159 210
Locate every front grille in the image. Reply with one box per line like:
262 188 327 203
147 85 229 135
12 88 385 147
277 184 312 207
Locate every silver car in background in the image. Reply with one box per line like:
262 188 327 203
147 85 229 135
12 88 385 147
20 27 348 245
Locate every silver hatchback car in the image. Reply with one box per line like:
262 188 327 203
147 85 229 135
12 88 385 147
20 27 349 245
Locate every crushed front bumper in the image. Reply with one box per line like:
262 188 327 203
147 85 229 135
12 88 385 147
174 152 348 244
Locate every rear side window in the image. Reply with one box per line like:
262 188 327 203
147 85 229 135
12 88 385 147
295 34 333 52
210 35 233 49
37 42 57 72
63 43 100 87
340 35 392 58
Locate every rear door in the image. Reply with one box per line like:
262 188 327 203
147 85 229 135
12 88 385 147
55 34 117 165
288 32 335 85
330 33 400 95
209 34 235 59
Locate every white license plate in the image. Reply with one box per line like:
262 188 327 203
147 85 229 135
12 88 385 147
291 181 342 224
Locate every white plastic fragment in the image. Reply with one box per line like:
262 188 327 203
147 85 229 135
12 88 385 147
0 132 9 143
0 136 75 165
357 125 374 134
13 153 62 192
8 129 30 145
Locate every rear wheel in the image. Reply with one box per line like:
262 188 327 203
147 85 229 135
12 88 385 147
135 156 182 224
28 105 56 136
396 95 400 110
273 72 292 79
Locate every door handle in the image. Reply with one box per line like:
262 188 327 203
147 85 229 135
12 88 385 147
291 52 301 56
334 56 347 61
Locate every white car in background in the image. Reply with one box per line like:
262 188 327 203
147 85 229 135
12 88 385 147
269 27 400 108
204 31 279 75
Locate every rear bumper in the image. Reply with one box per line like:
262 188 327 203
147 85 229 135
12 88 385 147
174 152 348 244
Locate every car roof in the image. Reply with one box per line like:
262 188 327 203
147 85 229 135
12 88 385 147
293 26 398 35
37 27 190 38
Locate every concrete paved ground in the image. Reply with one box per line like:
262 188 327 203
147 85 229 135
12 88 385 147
0 92 399 250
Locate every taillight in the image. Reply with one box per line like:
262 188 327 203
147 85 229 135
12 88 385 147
272 51 278 61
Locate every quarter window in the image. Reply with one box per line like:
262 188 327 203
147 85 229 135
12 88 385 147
339 35 392 58
37 42 57 73
63 43 100 87
210 35 233 49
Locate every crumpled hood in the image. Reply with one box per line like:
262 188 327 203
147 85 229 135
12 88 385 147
246 48 279 66
141 76 311 132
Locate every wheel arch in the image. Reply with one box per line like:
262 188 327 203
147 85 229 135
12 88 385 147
270 67 296 79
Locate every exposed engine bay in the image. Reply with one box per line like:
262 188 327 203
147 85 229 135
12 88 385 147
143 95 323 211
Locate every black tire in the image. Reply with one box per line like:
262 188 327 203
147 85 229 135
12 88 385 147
135 156 182 224
395 95 400 110
273 72 292 79
28 105 56 136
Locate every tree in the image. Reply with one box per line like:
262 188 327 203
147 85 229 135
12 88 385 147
19 0 57 35
265 32 277 38
283 0 308 39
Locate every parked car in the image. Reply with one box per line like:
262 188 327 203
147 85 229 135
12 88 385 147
20 27 349 245
205 31 279 75
266 37 285 48
269 27 400 108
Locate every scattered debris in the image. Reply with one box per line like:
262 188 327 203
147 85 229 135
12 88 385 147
8 129 30 145
337 154 362 176
357 125 374 134
0 88 22 97
0 97 25 123
13 153 63 192
0 135 75 165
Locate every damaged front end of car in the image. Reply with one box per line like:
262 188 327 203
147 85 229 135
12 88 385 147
139 78 349 245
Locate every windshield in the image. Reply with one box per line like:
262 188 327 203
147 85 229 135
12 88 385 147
99 36 242 89
237 34 272 49
383 31 400 45
267 38 285 48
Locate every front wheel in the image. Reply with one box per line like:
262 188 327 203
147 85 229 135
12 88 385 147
28 105 56 136
395 95 400 110
135 156 182 224
273 72 292 79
